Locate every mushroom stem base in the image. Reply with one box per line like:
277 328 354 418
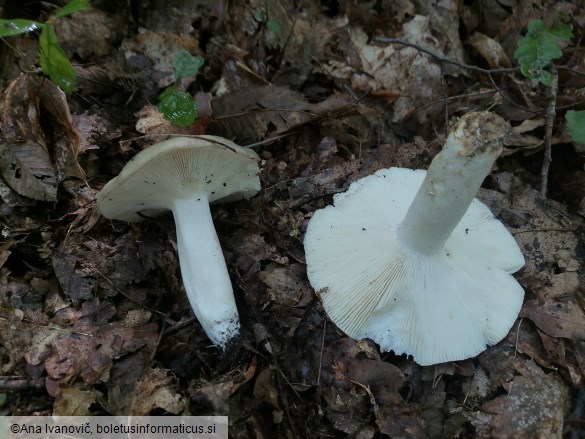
171 194 240 348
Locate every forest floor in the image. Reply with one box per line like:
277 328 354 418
0 0 584 438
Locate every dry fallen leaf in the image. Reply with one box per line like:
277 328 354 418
121 30 202 89
326 16 443 123
190 381 232 415
253 367 280 408
52 387 97 416
488 359 568 439
130 368 186 415
0 74 85 201
468 32 512 69
212 84 355 142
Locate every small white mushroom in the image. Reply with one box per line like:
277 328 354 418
97 136 261 349
304 112 524 366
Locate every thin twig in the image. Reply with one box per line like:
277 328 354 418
373 37 519 75
317 319 326 386
541 67 558 197
556 65 585 78
439 62 449 128
374 37 532 115
95 269 167 317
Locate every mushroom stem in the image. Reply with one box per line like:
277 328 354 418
397 112 508 255
170 194 239 348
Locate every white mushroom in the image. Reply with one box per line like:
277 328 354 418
97 136 261 349
304 112 524 365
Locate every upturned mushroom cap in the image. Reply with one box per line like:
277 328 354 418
97 135 261 348
97 135 261 221
304 112 524 365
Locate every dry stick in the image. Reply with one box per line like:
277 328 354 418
0 377 45 391
541 67 558 197
373 37 519 74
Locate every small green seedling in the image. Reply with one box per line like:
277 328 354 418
252 9 280 34
157 49 203 127
514 19 573 86
515 19 584 146
0 0 91 94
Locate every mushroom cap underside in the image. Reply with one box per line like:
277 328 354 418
97 136 261 222
304 167 525 366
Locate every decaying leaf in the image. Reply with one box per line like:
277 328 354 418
490 175 585 343
130 368 186 415
324 388 373 436
259 263 313 308
253 367 280 408
487 359 567 439
54 8 120 59
121 30 202 89
212 84 355 142
0 242 12 270
43 312 158 391
521 272 584 341
52 387 97 416
0 74 85 201
52 251 99 305
0 134 57 201
468 32 512 69
325 16 443 123
190 380 232 415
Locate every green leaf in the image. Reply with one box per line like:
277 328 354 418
266 20 281 35
514 20 573 85
252 9 267 22
51 0 91 19
566 110 585 144
0 19 42 38
172 50 204 80
39 23 76 94
158 86 198 127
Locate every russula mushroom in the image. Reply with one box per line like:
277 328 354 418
97 136 261 349
304 112 524 366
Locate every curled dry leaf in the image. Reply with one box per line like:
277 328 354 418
0 74 85 201
130 368 186 415
468 32 511 69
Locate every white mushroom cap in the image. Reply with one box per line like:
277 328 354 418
97 136 261 348
98 136 260 221
304 113 524 366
